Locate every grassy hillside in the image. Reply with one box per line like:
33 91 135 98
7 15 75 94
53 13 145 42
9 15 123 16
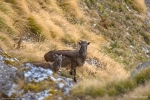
70 67 150 100
0 0 150 99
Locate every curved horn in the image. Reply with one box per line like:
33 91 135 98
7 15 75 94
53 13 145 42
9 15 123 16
80 40 83 42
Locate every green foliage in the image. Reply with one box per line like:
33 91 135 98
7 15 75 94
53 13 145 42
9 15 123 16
96 3 105 12
133 67 150 85
89 0 95 4
108 1 119 11
106 79 136 96
109 41 120 49
73 85 106 97
84 0 95 9
89 87 106 97
59 70 72 78
23 79 55 92
124 0 132 4
24 83 41 92
107 87 117 96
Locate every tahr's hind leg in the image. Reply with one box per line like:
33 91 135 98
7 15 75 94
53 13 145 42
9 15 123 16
73 69 77 82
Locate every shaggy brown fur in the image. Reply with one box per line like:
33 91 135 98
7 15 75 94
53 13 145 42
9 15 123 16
27 54 64 73
44 40 90 82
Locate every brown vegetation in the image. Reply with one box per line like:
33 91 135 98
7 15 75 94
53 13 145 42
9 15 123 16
0 0 150 99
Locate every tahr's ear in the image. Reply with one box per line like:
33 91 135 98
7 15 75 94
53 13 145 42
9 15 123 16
87 42 90 45
78 41 81 45
53 54 58 58
78 40 84 45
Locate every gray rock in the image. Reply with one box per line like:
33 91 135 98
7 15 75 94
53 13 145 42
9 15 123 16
131 61 150 77
0 62 17 96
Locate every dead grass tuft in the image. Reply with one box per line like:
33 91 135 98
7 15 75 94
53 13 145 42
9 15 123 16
131 0 147 14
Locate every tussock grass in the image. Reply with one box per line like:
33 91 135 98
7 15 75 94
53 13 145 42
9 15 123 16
0 0 150 99
71 79 106 97
8 42 50 63
27 16 45 41
71 67 150 98
59 0 85 23
121 82 150 100
14 0 30 15
71 78 136 97
46 0 64 15
133 66 150 85
61 32 79 45
0 16 16 35
0 40 8 50
0 32 14 47
77 62 128 81
125 0 147 13
131 0 147 14
140 32 150 45
0 1 14 15
27 17 40 31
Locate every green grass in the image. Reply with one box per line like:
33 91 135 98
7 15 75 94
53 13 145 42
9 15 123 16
106 79 136 96
124 0 132 4
133 67 150 85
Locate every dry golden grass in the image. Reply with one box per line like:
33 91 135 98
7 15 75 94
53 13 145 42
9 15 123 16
60 0 84 19
0 12 18 35
0 0 128 81
0 1 17 16
9 42 48 62
132 0 147 14
46 0 64 15
3 0 149 99
28 13 52 39
0 40 8 50
0 32 14 48
13 0 30 15
77 57 129 80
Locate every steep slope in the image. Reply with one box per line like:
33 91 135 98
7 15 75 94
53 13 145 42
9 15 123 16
0 0 150 99
0 0 129 80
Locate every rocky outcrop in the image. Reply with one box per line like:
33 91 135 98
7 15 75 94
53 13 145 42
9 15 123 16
0 48 18 97
0 47 75 99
